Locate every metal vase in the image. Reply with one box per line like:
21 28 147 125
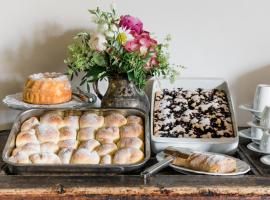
93 76 150 113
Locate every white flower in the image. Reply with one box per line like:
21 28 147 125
116 27 134 45
111 24 118 32
98 23 109 32
105 30 115 38
89 32 107 51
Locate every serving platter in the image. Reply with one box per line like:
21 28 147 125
2 92 95 110
150 78 239 154
2 108 150 174
156 151 250 176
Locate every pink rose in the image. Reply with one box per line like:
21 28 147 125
119 15 143 34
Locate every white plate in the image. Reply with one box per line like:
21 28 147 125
239 128 261 144
239 104 261 120
260 155 270 166
156 151 250 176
2 92 93 110
150 78 239 154
247 142 270 155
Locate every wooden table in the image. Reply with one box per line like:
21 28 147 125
0 129 270 200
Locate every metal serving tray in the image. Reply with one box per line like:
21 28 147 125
2 108 150 174
150 78 239 154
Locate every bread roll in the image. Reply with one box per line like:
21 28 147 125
40 112 64 129
79 113 104 129
79 139 100 151
21 117 40 131
58 148 74 164
9 152 31 164
77 127 95 141
113 148 144 165
120 124 143 138
127 115 143 125
71 148 100 164
30 153 61 164
12 143 40 156
58 140 79 149
36 124 60 143
59 126 77 141
117 137 143 149
63 115 80 130
104 113 127 127
96 127 120 144
100 155 112 165
40 142 59 153
96 143 117 156
16 129 39 147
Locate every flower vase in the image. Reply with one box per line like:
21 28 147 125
93 75 150 113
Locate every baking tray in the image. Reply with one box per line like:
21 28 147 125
2 108 150 174
150 78 238 154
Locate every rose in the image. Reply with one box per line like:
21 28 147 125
88 32 107 51
119 15 143 34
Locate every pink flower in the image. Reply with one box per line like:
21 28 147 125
119 15 143 34
124 40 139 52
124 31 157 55
145 53 159 70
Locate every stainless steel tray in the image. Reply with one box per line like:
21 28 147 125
2 108 150 174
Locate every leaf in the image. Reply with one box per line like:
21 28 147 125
127 70 135 82
88 9 96 14
92 52 107 67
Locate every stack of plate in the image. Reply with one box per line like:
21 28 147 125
239 99 270 166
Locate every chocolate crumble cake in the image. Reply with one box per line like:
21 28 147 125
153 88 234 138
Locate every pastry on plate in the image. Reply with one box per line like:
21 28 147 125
23 72 72 105
165 148 237 173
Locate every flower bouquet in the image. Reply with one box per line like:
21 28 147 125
64 5 182 91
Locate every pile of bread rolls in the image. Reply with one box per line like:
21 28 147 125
9 110 144 165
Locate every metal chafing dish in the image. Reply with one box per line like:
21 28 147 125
2 108 150 174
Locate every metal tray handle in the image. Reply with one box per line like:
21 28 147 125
141 156 174 179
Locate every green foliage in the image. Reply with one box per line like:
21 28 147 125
64 6 182 90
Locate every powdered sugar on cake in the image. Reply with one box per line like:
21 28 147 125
153 88 234 138
29 72 68 81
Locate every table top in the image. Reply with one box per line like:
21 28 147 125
0 129 269 200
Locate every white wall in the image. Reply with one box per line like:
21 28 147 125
1 0 270 129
